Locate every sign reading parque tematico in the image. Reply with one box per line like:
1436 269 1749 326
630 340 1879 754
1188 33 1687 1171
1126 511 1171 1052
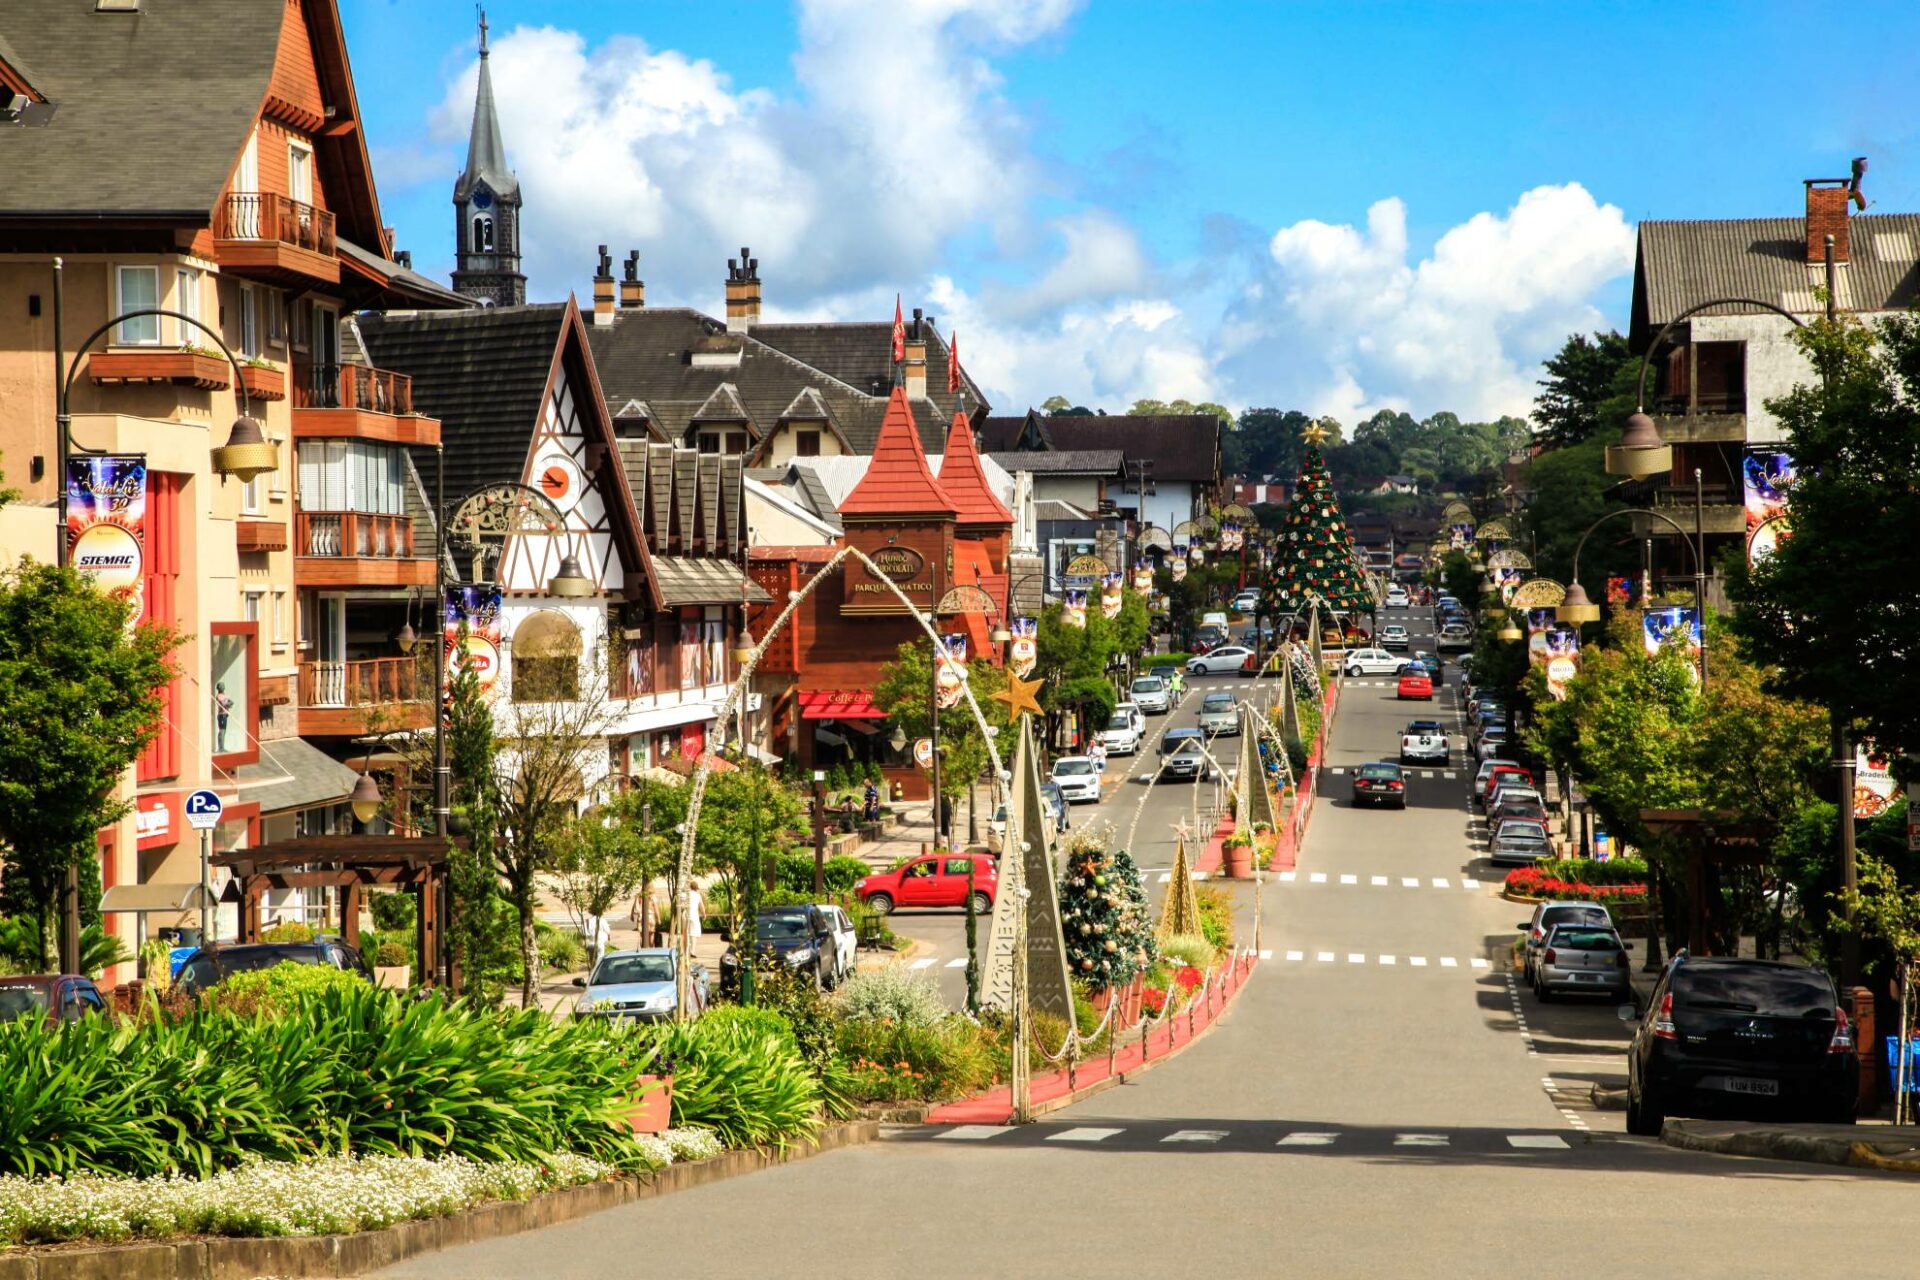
841 527 951 616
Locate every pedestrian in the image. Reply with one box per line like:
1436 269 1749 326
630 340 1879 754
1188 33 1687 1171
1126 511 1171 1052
684 883 704 944
1089 738 1108 774
862 776 880 822
937 792 953 845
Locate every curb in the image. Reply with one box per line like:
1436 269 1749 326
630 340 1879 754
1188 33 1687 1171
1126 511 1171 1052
1659 1120 1920 1175
0 1122 879 1280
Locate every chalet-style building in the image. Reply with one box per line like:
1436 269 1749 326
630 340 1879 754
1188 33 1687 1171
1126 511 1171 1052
981 410 1223 539
0 0 465 966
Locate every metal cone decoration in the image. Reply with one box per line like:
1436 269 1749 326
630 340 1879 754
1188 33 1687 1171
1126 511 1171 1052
1238 709 1277 833
1157 834 1202 942
979 713 1074 1017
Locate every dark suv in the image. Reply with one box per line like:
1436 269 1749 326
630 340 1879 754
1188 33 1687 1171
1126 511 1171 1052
1625 954 1857 1136
174 941 372 995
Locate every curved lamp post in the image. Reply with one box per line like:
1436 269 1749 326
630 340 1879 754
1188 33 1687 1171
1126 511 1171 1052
1557 506 1706 688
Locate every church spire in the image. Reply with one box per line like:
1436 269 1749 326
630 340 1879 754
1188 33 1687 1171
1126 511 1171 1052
457 8 517 202
451 7 525 306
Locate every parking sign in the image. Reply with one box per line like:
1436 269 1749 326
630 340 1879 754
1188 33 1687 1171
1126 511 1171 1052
184 789 224 831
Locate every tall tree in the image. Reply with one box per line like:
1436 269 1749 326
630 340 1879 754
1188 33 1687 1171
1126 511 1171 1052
0 562 176 967
1531 331 1634 448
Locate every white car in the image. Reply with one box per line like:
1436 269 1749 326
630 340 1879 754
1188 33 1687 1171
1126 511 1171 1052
1344 648 1403 676
1049 756 1102 803
1187 645 1252 675
1380 624 1410 651
1384 587 1410 607
1231 591 1260 614
1098 709 1143 755
1129 676 1170 714
815 903 858 985
1399 719 1448 764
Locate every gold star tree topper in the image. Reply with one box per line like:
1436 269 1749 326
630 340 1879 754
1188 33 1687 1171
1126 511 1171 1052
1301 419 1331 447
993 671 1044 720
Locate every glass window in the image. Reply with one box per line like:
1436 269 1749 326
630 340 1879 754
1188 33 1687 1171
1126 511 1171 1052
1673 966 1834 1016
271 591 287 649
210 631 249 756
115 266 159 344
288 142 314 204
903 861 936 880
243 592 262 624
239 286 260 358
174 267 201 346
1053 759 1093 776
943 859 975 876
0 985 50 1022
592 954 673 985
795 430 820 457
296 441 406 514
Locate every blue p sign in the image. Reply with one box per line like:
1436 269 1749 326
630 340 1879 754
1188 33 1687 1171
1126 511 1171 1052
184 789 224 831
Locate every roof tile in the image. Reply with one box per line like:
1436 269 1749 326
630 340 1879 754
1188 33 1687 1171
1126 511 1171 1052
936 413 1013 527
838 389 957 518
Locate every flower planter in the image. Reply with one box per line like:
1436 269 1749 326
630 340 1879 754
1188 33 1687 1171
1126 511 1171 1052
623 1075 673 1134
1090 974 1144 1024
1222 842 1254 879
239 364 286 401
374 964 411 990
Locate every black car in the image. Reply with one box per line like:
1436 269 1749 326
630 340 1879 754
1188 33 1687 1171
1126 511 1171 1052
1625 955 1857 1136
720 906 836 992
1350 761 1406 809
174 941 372 994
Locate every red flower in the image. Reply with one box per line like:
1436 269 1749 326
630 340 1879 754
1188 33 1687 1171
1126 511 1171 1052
1175 965 1202 991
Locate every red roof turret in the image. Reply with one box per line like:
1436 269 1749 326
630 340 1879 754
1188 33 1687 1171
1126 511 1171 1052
938 411 1013 528
839 387 958 518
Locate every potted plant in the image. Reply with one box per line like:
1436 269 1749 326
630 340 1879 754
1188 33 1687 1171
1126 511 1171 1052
1221 831 1254 880
624 1059 675 1134
373 940 411 989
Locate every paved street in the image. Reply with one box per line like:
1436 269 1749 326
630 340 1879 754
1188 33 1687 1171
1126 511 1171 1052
379 604 1919 1279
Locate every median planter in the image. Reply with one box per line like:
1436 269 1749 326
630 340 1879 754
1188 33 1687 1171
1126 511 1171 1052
374 964 411 990
1222 839 1254 879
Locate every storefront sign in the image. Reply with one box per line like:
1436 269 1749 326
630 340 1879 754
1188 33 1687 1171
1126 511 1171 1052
67 455 148 627
135 791 181 851
870 546 926 583
1009 616 1037 679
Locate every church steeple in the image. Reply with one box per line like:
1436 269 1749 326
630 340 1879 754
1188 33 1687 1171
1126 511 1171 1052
451 8 526 306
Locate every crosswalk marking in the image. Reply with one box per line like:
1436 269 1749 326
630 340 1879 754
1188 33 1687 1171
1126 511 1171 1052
1279 874 1493 893
1431 877 1450 889
1462 878 1481 890
1258 949 1273 960
1317 952 1335 963
1409 956 1427 967
1378 955 1396 965
1285 950 1304 961
945 957 968 968
1309 872 1327 884
1470 958 1490 969
1279 870 1296 882
910 958 937 970
1047 1127 1123 1143
1329 767 1346 775
1339 873 1357 885
1401 877 1420 888
1394 1134 1449 1147
1371 875 1388 886
1347 953 1366 964
1443 771 1458 779
937 1126 1006 1140
1162 1130 1229 1144
1276 1133 1339 1146
1440 957 1459 968
1505 1135 1569 1149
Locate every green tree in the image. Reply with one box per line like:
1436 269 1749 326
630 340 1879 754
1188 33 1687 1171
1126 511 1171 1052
693 765 806 935
1532 330 1634 448
872 640 1011 804
550 784 676 957
0 562 176 969
1730 311 1920 752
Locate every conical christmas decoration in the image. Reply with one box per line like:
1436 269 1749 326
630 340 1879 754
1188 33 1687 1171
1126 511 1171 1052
979 713 1074 1017
1237 710 1277 833
1157 834 1203 942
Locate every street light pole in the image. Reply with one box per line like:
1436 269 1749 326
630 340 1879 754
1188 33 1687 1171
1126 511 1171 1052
433 444 452 988
929 656 943 850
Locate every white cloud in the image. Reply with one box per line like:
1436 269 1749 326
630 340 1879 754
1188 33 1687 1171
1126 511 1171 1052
1218 183 1634 422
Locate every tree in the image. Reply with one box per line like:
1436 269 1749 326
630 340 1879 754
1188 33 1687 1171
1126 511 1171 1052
550 784 675 961
1224 408 1316 480
1057 828 1155 991
1263 437 1374 617
1532 331 1633 448
693 765 806 937
872 640 1010 805
1042 395 1096 416
441 628 514 1002
1127 398 1233 428
0 562 176 969
1730 311 1920 753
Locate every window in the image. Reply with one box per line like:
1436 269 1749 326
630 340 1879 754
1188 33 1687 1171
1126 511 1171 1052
296 441 407 514
265 290 285 347
795 430 820 457
236 129 259 193
290 297 310 351
209 623 257 763
243 591 262 624
697 434 720 454
238 286 260 358
115 266 158 344
271 591 287 650
472 215 493 252
241 472 262 515
287 140 313 204
173 268 201 346
942 859 975 877
511 610 582 703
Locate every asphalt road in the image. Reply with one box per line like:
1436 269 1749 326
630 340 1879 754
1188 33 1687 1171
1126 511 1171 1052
379 606 1916 1278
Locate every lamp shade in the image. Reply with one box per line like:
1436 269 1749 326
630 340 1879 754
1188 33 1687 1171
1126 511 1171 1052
731 630 756 664
1605 411 1673 478
211 415 277 482
350 771 382 824
1557 581 1601 624
1497 620 1524 643
547 555 595 598
395 621 417 654
889 726 907 752
990 625 1011 645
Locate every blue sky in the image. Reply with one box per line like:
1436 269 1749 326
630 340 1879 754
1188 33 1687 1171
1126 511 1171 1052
343 0 1920 423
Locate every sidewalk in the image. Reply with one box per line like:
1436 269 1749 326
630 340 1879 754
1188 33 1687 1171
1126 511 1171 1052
1662 1118 1920 1173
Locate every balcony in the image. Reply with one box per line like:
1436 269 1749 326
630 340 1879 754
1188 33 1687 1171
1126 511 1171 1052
294 511 433 587
214 192 339 286
87 348 231 390
291 363 440 446
298 657 427 735
1635 483 1745 536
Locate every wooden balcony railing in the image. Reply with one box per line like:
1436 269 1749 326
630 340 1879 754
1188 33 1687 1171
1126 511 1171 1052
293 363 414 416
296 511 415 559
299 657 419 709
217 192 336 256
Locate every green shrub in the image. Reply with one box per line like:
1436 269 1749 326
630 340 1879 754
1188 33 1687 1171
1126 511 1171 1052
641 1019 820 1148
259 921 313 944
751 962 854 1119
1193 884 1234 953
701 1004 794 1044
772 853 871 894
214 961 365 1014
1158 933 1215 971
374 941 411 968
834 965 947 1029
836 1016 1000 1103
1536 856 1649 886
369 892 416 932
536 924 587 974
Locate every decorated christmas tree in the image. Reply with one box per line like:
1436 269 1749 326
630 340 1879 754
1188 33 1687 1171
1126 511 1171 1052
1265 420 1374 615
1058 829 1156 991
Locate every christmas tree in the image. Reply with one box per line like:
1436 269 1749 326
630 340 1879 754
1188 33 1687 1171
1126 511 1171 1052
1058 829 1156 991
1265 420 1374 615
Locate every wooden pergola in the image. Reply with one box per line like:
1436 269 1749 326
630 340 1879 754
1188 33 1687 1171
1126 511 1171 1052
213 836 451 984
1639 808 1771 956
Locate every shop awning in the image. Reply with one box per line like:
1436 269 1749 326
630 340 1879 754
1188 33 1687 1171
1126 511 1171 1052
100 883 220 914
798 689 885 720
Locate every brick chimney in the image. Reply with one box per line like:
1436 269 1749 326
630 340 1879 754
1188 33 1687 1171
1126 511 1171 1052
904 307 928 400
619 249 645 309
725 247 760 333
591 244 616 326
1805 179 1850 263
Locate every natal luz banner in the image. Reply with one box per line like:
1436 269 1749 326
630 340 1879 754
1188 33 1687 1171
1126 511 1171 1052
1525 607 1556 665
934 633 969 710
444 585 504 696
1642 607 1702 665
1448 522 1474 550
1099 572 1123 620
1220 520 1243 552
67 456 148 627
1745 450 1794 564
1543 624 1580 701
1131 562 1153 595
1495 566 1525 604
1008 616 1037 679
1062 590 1087 629
1170 549 1187 583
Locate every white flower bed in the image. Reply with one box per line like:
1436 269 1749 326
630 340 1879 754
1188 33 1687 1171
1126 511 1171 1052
0 1129 721 1247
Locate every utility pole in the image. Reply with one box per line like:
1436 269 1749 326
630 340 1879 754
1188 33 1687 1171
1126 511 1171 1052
1822 233 1859 988
810 769 827 895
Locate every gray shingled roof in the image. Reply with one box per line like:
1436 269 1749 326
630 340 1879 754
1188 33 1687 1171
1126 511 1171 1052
981 414 1222 484
338 238 475 310
357 306 569 509
985 450 1126 476
0 0 282 218
1632 214 1920 346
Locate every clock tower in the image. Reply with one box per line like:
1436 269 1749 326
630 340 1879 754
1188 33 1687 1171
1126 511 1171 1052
451 10 526 306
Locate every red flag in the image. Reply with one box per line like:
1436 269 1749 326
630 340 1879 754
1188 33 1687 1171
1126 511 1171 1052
947 330 961 394
890 295 905 364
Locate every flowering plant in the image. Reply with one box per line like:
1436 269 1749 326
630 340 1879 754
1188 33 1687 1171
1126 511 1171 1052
1505 865 1647 902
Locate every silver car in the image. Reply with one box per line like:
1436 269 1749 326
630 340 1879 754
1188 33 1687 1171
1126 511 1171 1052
574 948 707 1022
1197 692 1239 737
1518 902 1615 986
1488 820 1551 866
1534 923 1631 1002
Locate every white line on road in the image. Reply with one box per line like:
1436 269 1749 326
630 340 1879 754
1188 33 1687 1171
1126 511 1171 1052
1279 871 1296 882
1506 1135 1569 1149
1285 950 1303 961
1462 878 1481 890
1442 771 1458 779
1340 873 1357 885
1258 950 1273 960
1371 875 1388 886
1431 877 1450 888
1162 1130 1229 1143
910 958 937 970
1276 1133 1340 1146
1440 957 1459 968
1347 953 1366 964
1393 1134 1449 1146
1047 1127 1124 1143
1401 877 1420 888
1317 952 1335 963
1470 958 1490 969
1378 955 1396 965
936 1126 1006 1140
1409 956 1427 967
945 958 968 968
1309 872 1327 883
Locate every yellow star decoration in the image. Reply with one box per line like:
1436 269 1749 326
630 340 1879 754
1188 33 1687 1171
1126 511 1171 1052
1301 419 1331 447
993 672 1045 720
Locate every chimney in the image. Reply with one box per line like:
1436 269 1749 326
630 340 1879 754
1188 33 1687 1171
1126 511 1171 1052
725 246 760 333
619 249 645 309
592 244 616 326
1804 179 1850 264
904 307 927 400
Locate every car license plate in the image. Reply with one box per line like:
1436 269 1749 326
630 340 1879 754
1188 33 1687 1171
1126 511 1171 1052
1728 1077 1779 1097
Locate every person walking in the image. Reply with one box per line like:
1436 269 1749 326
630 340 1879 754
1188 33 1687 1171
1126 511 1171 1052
862 777 880 823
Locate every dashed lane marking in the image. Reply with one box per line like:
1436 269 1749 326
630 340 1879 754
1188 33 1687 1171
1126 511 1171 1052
1276 1133 1340 1146
1506 1135 1570 1149
1285 950 1304 961
1470 958 1490 969
1379 955 1396 965
1409 956 1427 967
1162 1130 1229 1144
1310 872 1328 884
1317 952 1336 963
1347 953 1366 964
1047 1127 1123 1143
1371 875 1389 886
910 958 937 970
936 1126 1006 1140
945 958 968 968
1401 877 1420 888
1339 873 1358 885
1440 957 1459 968
1431 877 1451 888
1394 1134 1449 1147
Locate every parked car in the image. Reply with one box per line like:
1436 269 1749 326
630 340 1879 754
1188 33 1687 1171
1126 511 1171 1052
1380 624 1410 651
1625 956 1858 1135
1129 675 1171 714
1518 901 1615 985
1350 761 1407 809
1188 645 1253 676
1197 691 1240 736
1158 728 1209 782
1037 783 1072 832
990 790 1069 849
1478 763 1532 807
1191 626 1228 653
1344 648 1403 676
1436 623 1474 652
1488 820 1552 865
1489 799 1548 840
1049 755 1102 803
1396 670 1434 700
1476 728 1513 763
0 975 107 1026
1099 709 1144 755
1534 923 1631 1002
719 906 839 992
174 941 372 995
859 853 996 917
573 948 708 1022
1236 621 1275 647
1408 651 1442 683
1399 720 1448 765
